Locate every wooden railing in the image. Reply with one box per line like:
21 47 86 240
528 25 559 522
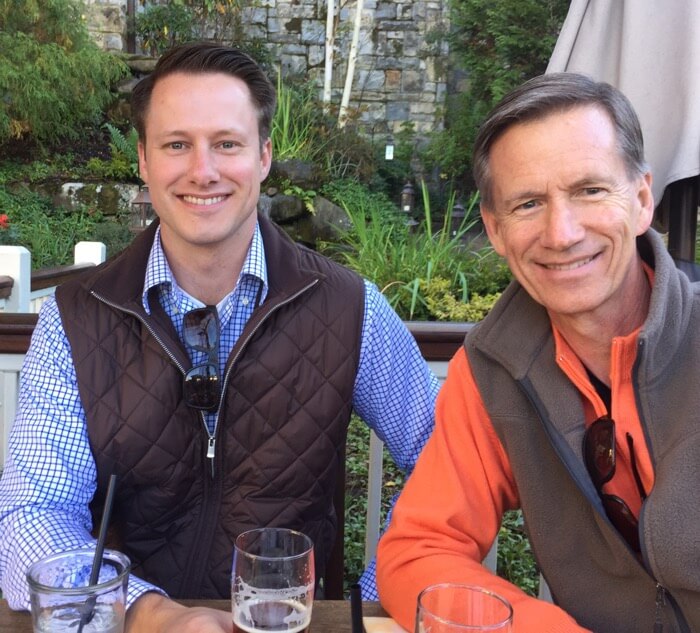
0 243 106 313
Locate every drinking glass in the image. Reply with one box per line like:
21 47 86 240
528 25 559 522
415 583 513 632
26 548 130 633
232 527 315 633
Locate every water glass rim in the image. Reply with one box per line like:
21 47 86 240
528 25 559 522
234 527 314 561
417 583 513 630
26 547 131 596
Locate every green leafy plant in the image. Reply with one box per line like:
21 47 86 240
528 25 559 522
282 184 317 214
271 71 318 162
321 179 510 320
80 124 140 181
0 0 128 147
134 3 195 56
134 0 267 65
424 0 569 184
0 187 99 267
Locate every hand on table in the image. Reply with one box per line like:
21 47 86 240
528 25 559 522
126 592 231 633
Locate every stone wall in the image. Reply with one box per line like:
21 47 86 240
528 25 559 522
84 0 450 139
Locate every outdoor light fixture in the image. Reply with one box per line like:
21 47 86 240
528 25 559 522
385 136 395 161
400 181 415 213
451 200 466 237
129 185 154 234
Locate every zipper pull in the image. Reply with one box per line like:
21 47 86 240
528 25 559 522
654 583 665 633
207 437 216 478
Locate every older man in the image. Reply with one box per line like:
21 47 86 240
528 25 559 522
377 73 700 632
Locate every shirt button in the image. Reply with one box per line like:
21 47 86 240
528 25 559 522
241 297 250 306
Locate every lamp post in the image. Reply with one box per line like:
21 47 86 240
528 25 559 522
384 136 395 161
400 181 415 214
400 181 418 232
451 200 466 237
129 185 154 234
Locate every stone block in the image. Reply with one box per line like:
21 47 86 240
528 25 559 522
308 45 325 67
358 70 385 90
301 20 325 44
385 69 401 89
402 70 424 92
386 101 410 120
375 2 396 19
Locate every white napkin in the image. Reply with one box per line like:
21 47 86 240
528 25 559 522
363 616 409 633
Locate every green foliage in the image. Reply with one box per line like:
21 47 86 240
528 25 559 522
282 184 317 214
134 3 195 56
78 124 140 181
134 0 273 70
424 0 569 183
0 0 128 147
0 186 99 267
421 278 500 321
321 180 510 320
272 71 317 162
498 511 539 597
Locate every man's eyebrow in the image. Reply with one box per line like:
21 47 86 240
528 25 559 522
502 190 543 207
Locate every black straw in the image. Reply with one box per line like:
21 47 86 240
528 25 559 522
350 583 366 633
77 473 118 633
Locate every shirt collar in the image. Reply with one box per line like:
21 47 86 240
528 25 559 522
141 222 269 314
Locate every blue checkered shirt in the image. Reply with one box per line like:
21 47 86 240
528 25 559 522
0 223 438 608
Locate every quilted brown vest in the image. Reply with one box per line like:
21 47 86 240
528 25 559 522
55 215 364 599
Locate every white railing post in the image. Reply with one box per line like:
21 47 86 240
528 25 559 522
0 246 31 312
0 354 24 469
364 431 384 565
74 241 106 265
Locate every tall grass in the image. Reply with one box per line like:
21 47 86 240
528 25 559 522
271 71 317 162
321 179 510 320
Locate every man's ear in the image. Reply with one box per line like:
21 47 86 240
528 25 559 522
260 138 272 182
635 171 654 236
137 140 148 184
481 205 506 257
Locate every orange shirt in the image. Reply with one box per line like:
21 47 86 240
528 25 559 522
377 325 655 632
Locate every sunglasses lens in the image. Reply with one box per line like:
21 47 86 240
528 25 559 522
602 494 640 552
184 363 220 410
584 416 615 487
184 309 219 351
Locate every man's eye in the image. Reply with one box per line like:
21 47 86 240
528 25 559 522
517 200 538 211
169 142 185 150
220 141 238 149
583 187 604 196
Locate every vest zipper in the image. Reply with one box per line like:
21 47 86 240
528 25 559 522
206 278 321 474
91 292 218 473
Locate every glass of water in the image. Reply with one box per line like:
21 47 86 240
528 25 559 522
415 583 513 632
232 527 315 633
26 548 130 633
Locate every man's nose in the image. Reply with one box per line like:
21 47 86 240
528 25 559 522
189 147 219 184
540 200 585 249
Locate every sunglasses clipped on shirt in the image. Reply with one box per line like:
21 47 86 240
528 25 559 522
583 415 647 554
183 306 221 412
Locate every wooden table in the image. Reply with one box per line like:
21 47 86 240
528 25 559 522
0 598 388 632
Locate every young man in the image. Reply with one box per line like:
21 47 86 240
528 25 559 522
0 43 438 631
377 73 700 632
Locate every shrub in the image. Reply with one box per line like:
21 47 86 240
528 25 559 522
0 187 99 267
424 0 569 184
0 0 128 147
321 179 510 320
